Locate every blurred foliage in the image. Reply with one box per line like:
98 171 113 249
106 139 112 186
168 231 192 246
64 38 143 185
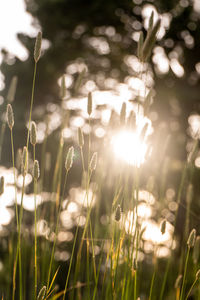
1 0 200 127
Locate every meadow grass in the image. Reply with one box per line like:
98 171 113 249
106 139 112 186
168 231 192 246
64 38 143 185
0 18 200 300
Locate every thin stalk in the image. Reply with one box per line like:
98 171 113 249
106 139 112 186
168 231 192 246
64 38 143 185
80 146 85 173
0 122 6 162
185 277 198 300
17 61 38 300
9 127 19 300
46 171 68 292
180 247 190 300
159 163 188 300
134 168 140 300
62 225 79 299
34 178 37 300
149 269 156 300
33 142 37 300
86 236 90 299
92 241 105 300
18 175 26 300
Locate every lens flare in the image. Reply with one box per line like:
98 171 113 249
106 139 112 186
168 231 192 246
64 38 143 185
112 130 148 167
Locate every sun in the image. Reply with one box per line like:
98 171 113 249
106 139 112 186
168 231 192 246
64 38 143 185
111 130 148 167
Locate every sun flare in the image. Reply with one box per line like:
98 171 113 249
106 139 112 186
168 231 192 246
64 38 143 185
112 130 148 167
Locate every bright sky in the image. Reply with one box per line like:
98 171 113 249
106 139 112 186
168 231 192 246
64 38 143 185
0 0 37 90
0 0 37 60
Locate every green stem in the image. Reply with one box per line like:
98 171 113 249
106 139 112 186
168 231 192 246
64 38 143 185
0 122 6 162
18 61 37 300
149 269 156 300
159 163 188 300
185 277 197 300
46 171 68 292
10 128 19 300
180 247 190 300
34 179 37 300
62 225 79 299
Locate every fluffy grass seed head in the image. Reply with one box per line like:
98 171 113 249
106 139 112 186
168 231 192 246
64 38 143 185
21 146 28 175
7 104 14 130
65 146 74 172
142 18 161 62
143 89 153 116
160 219 166 235
127 111 136 130
7 76 18 103
196 269 200 280
34 31 42 63
30 121 37 146
0 176 4 196
87 92 93 116
89 152 98 172
33 160 40 180
37 286 46 300
78 127 84 148
133 258 138 271
193 236 200 264
120 103 126 125
60 75 66 99
148 11 154 33
174 274 182 289
187 228 196 248
16 148 22 171
115 205 121 222
140 123 148 141
74 68 86 93
137 32 144 61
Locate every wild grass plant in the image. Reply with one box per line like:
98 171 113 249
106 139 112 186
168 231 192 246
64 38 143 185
0 14 200 300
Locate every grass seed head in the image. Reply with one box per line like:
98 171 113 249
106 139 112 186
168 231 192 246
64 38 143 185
133 258 138 271
60 75 66 99
7 104 14 130
34 31 42 63
16 148 22 171
140 123 148 140
142 18 161 62
127 111 136 130
33 160 40 180
87 92 93 116
78 127 84 148
174 274 182 289
115 205 121 222
160 219 166 235
37 286 46 300
187 228 196 248
89 152 98 172
7 76 18 103
143 89 153 115
193 236 200 264
21 146 28 175
148 11 154 33
30 121 37 146
137 31 144 61
120 103 126 125
196 269 200 280
65 146 74 172
74 68 86 93
0 176 4 196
